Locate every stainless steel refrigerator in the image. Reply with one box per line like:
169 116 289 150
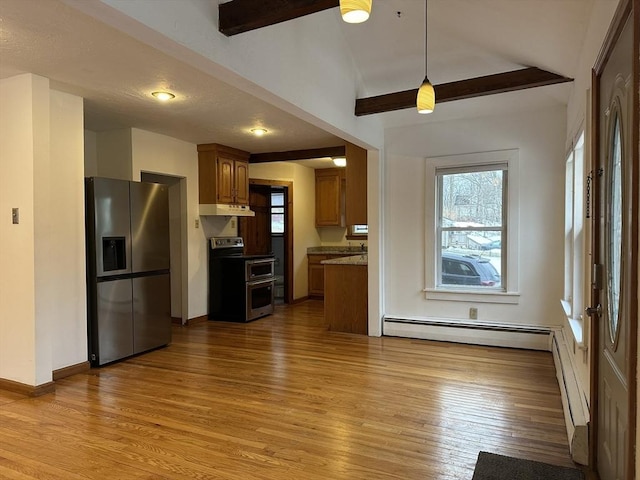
85 177 171 366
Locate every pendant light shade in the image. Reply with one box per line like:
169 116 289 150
417 77 435 114
417 0 435 114
340 0 372 24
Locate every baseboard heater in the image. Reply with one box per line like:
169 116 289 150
383 316 551 351
551 329 589 465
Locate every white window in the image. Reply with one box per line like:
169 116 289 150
271 191 285 234
350 225 368 235
425 150 520 304
437 165 506 290
562 132 587 343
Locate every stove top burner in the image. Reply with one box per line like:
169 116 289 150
209 237 274 259
210 236 244 250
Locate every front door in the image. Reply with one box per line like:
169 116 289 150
592 3 637 479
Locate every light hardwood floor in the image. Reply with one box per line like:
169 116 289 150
0 300 579 479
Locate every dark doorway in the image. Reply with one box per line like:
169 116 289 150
239 180 293 304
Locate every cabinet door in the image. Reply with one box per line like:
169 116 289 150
345 142 367 226
308 263 326 296
315 170 342 226
217 156 235 204
198 151 218 204
234 160 249 205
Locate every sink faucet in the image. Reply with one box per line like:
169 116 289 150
360 242 365 252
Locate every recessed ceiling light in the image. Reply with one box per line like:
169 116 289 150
151 91 175 102
251 128 268 137
333 157 347 167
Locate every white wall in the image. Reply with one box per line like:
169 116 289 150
0 74 86 385
129 128 207 320
97 128 132 180
384 106 566 330
68 0 383 150
566 0 620 143
48 90 87 371
248 162 321 299
0 74 41 385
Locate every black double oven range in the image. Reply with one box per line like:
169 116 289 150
208 236 276 322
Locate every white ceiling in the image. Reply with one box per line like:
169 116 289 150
0 0 597 161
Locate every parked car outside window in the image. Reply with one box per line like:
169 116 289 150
441 251 501 287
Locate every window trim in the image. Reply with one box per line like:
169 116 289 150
436 163 508 292
270 190 285 235
424 149 520 303
562 130 588 347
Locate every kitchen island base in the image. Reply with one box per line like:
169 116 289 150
323 259 368 335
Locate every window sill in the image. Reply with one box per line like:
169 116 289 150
424 288 520 304
561 300 586 349
346 234 368 240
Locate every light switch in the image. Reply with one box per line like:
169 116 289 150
12 208 19 224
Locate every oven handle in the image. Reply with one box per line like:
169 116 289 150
247 278 275 288
246 258 274 266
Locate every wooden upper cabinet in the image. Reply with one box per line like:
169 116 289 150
234 159 249 205
315 168 345 227
216 155 235 204
345 142 367 226
197 143 250 205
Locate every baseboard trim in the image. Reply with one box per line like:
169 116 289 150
292 296 311 304
171 316 182 325
551 328 589 465
0 378 56 397
185 315 208 326
383 316 551 350
52 361 91 381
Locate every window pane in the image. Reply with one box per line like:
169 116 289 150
352 225 368 235
271 192 285 207
271 214 284 234
440 231 502 288
607 113 622 343
440 170 503 227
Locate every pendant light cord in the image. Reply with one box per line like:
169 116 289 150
425 0 428 79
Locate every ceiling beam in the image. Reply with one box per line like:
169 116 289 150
249 146 345 163
219 0 339 36
354 67 573 116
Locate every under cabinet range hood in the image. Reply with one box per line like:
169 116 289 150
199 203 255 217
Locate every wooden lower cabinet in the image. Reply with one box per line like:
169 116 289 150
324 263 368 335
308 254 348 297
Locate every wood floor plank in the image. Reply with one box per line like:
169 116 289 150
0 300 578 479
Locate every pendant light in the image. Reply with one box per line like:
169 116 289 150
340 0 372 24
417 0 435 114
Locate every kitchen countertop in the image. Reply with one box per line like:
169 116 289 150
321 254 368 266
307 246 367 255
